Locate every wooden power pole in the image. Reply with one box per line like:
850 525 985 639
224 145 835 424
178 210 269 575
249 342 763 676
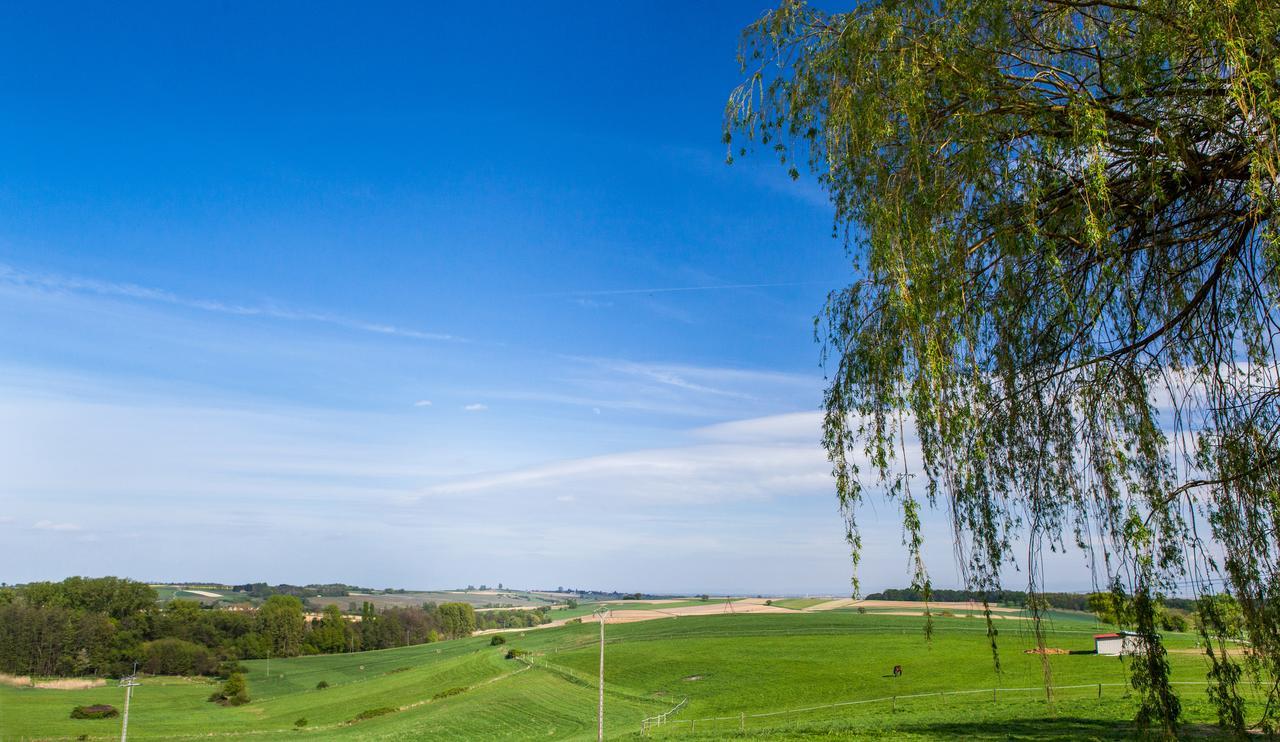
119 669 139 742
593 607 610 741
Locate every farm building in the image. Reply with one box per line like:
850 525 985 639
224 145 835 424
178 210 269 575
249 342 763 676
1094 632 1142 655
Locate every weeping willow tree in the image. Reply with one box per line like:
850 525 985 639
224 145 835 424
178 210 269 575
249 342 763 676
726 0 1279 735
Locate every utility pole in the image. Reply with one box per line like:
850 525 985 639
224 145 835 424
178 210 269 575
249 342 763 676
593 607 610 741
119 665 139 742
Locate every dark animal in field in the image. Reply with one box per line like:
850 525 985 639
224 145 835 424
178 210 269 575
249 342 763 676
892 665 902 677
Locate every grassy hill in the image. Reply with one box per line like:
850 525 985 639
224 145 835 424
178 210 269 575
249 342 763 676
0 610 1261 740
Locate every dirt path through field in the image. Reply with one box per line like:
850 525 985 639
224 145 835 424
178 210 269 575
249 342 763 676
478 596 1033 635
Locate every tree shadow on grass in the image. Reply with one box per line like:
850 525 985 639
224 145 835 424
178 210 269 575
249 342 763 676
893 717 1227 740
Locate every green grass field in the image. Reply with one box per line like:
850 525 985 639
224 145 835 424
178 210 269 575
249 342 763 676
1 611 1263 740
150 585 251 605
769 598 830 610
549 599 725 620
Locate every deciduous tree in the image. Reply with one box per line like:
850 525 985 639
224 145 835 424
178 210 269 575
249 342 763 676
727 0 1280 734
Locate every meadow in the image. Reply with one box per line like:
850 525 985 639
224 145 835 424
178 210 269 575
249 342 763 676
0 609 1261 740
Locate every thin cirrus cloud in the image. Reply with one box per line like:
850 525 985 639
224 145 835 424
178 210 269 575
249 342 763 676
463 403 488 412
414 411 833 506
0 262 457 343
34 519 81 531
531 280 826 298
413 400 433 407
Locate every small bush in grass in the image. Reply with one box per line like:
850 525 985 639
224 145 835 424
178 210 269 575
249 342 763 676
566 618 582 625
490 634 506 645
208 672 250 706
857 606 867 615
294 717 308 728
505 648 529 660
351 706 396 722
315 680 329 690
70 704 118 719
432 686 467 700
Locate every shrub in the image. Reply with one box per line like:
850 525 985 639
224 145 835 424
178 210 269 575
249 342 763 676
217 660 248 678
490 634 507 645
505 648 529 659
141 637 218 676
315 680 329 690
432 686 467 700
566 618 582 625
208 672 250 706
765 599 773 606
351 706 396 722
70 704 118 719
294 717 308 728
857 606 867 614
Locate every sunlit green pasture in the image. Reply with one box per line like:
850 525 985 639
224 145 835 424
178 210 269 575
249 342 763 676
1 610 1259 740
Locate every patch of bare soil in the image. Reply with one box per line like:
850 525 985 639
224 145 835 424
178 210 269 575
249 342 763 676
1024 647 1070 655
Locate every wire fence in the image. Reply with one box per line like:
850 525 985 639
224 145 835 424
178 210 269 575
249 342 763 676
640 696 689 735
642 680 1268 737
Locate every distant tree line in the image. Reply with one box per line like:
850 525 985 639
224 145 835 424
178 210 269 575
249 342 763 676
867 587 1197 612
574 590 669 601
867 586 1226 633
0 577 477 678
476 607 552 631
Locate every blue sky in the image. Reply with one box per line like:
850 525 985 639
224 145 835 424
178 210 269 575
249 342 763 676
0 2 1093 594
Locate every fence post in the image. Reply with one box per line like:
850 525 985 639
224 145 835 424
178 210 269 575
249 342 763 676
892 695 896 712
740 712 745 732
993 688 998 703
1097 683 1102 699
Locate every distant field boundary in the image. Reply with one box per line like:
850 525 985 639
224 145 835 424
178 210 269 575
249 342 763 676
644 680 1266 736
549 622 1120 656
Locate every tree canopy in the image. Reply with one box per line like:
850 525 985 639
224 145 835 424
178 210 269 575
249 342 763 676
727 0 1279 735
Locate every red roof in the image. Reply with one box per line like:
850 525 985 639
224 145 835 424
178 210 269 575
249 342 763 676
1094 633 1122 639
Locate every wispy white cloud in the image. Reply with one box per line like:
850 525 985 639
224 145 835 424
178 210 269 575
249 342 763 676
0 262 456 342
473 357 822 420
539 281 824 298
694 411 823 443
415 412 831 506
463 403 488 412
413 399 433 407
34 519 81 531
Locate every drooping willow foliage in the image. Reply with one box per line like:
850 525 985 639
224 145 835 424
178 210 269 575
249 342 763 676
726 0 1279 735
